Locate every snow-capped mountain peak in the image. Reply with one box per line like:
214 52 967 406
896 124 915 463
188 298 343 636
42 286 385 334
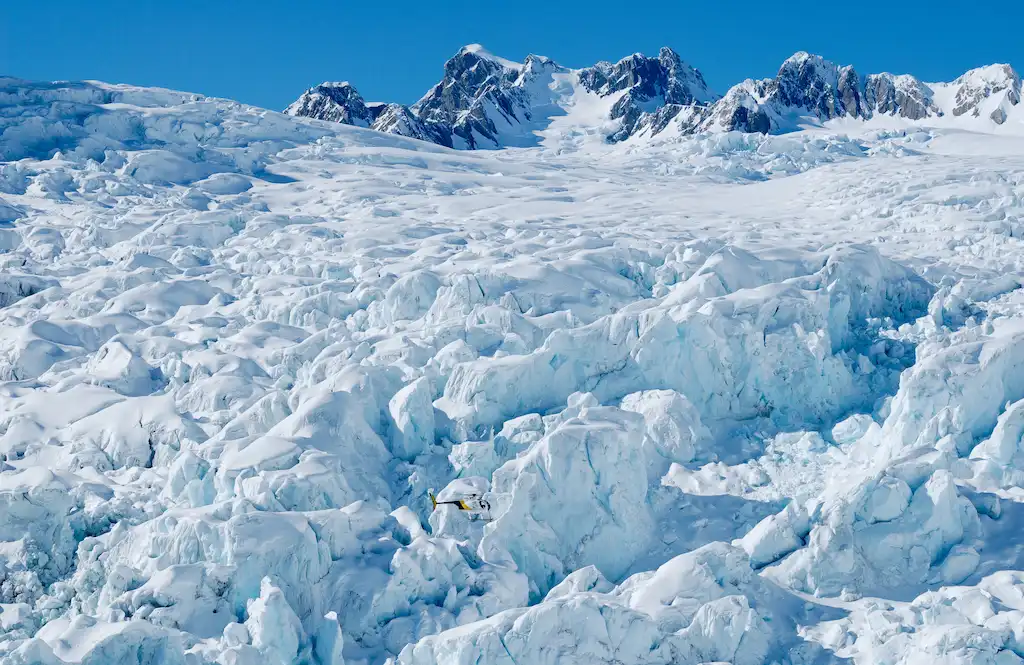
578 47 715 105
405 45 554 149
862 72 937 120
517 53 560 82
457 43 524 71
658 46 717 105
283 81 372 127
772 51 847 118
572 47 719 141
947 63 1021 123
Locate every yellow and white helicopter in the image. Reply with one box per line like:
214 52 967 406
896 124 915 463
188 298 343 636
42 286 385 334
428 478 493 522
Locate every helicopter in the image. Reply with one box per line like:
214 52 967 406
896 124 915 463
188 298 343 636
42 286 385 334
428 478 493 522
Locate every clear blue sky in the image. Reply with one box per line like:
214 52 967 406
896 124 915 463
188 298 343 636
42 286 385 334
3 1 1021 110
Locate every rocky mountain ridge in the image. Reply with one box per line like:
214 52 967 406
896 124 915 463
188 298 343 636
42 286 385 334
286 45 1022 148
695 52 1021 135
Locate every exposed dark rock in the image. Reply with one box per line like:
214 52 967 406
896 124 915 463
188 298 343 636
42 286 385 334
284 82 372 127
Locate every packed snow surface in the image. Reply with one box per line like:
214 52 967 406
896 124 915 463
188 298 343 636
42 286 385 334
3 73 1024 665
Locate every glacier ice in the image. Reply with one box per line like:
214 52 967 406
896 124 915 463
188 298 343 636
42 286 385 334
392 542 821 665
2 72 1024 665
479 402 653 598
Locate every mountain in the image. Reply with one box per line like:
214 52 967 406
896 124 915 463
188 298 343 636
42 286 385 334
577 47 716 141
284 81 374 126
286 46 1022 148
409 45 560 149
946 64 1021 124
284 82 450 146
693 52 1022 134
368 101 452 146
285 44 717 148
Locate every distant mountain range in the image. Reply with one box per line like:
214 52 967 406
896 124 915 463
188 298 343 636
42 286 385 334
285 45 1022 149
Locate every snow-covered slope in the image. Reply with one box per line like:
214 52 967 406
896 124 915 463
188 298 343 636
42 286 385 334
3 73 1024 665
287 46 1023 147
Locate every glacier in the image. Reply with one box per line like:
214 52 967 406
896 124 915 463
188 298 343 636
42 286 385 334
2 55 1024 665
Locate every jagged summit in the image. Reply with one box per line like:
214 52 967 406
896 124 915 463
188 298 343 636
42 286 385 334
410 43 540 148
577 47 717 140
285 46 1022 148
284 81 373 127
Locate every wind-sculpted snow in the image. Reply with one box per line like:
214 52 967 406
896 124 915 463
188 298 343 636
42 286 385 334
3 77 1024 665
